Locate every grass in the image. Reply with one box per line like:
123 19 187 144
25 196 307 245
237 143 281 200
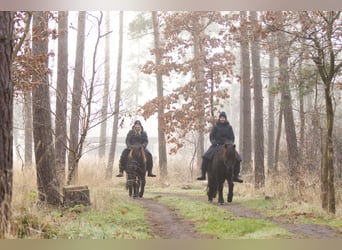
9 161 342 239
153 195 293 239
241 198 342 228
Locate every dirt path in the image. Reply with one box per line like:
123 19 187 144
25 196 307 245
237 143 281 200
138 192 341 239
137 198 210 239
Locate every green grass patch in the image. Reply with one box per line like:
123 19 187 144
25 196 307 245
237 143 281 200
154 195 293 239
55 195 151 239
240 198 342 229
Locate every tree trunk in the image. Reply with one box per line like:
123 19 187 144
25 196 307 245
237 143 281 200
267 44 276 174
193 30 205 171
298 51 305 165
276 30 300 190
107 11 123 179
98 10 111 166
152 11 168 177
24 90 33 168
68 11 86 185
32 11 60 205
274 103 283 172
239 11 252 174
250 11 265 188
55 11 68 185
310 11 337 214
0 11 13 239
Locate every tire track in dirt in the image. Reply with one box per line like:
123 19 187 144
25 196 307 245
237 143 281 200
147 191 342 239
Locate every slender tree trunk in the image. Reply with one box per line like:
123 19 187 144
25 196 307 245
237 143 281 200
0 11 13 238
193 30 205 170
274 102 283 172
267 46 276 174
240 11 252 174
98 11 111 166
55 11 68 185
250 11 265 188
311 12 337 214
107 11 123 179
68 11 86 185
32 11 60 205
24 90 33 168
152 11 168 177
276 30 300 190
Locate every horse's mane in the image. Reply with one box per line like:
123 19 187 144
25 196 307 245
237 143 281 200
128 144 147 165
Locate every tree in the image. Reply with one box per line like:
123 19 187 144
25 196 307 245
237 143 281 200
298 11 341 213
265 10 341 213
151 11 168 178
98 10 111 166
140 12 234 158
67 11 108 183
68 11 86 184
31 11 61 205
107 11 124 179
276 29 300 190
12 12 33 169
55 11 68 185
250 11 265 188
0 11 13 239
267 35 276 174
239 11 252 175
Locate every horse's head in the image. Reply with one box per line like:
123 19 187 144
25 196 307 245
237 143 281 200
223 142 236 170
128 144 147 166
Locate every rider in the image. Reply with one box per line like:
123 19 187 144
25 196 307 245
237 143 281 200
197 111 243 183
116 120 156 177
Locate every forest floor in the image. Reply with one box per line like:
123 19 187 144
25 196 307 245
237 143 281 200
137 191 342 239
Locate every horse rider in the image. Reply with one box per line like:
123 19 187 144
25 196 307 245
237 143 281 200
116 120 156 177
197 111 243 183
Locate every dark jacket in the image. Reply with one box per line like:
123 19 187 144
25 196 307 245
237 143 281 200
203 120 235 160
209 120 235 145
125 126 148 148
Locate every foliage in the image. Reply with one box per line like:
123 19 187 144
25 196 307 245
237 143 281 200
139 11 237 153
12 11 58 95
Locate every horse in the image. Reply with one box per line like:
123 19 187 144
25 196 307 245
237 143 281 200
207 141 237 205
125 144 147 198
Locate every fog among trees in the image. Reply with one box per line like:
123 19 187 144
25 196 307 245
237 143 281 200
1 10 342 237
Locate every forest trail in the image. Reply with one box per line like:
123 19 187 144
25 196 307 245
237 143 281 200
137 192 342 239
137 198 211 239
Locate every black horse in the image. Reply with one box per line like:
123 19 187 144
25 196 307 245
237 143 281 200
125 144 147 198
207 142 237 205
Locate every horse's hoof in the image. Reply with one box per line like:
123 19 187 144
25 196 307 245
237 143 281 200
228 194 233 203
219 202 224 205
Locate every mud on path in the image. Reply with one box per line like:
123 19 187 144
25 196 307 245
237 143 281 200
137 192 341 239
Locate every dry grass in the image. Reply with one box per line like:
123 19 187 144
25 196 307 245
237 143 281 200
9 159 342 238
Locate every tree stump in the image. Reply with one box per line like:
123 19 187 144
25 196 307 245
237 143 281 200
62 185 90 207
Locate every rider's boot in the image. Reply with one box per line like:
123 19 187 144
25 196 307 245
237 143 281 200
116 164 124 177
233 159 243 183
116 170 124 177
147 169 156 177
197 159 208 180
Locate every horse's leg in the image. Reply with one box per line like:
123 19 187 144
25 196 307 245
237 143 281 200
218 181 224 205
207 177 215 202
139 176 145 198
127 181 133 197
133 176 139 198
227 179 234 203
